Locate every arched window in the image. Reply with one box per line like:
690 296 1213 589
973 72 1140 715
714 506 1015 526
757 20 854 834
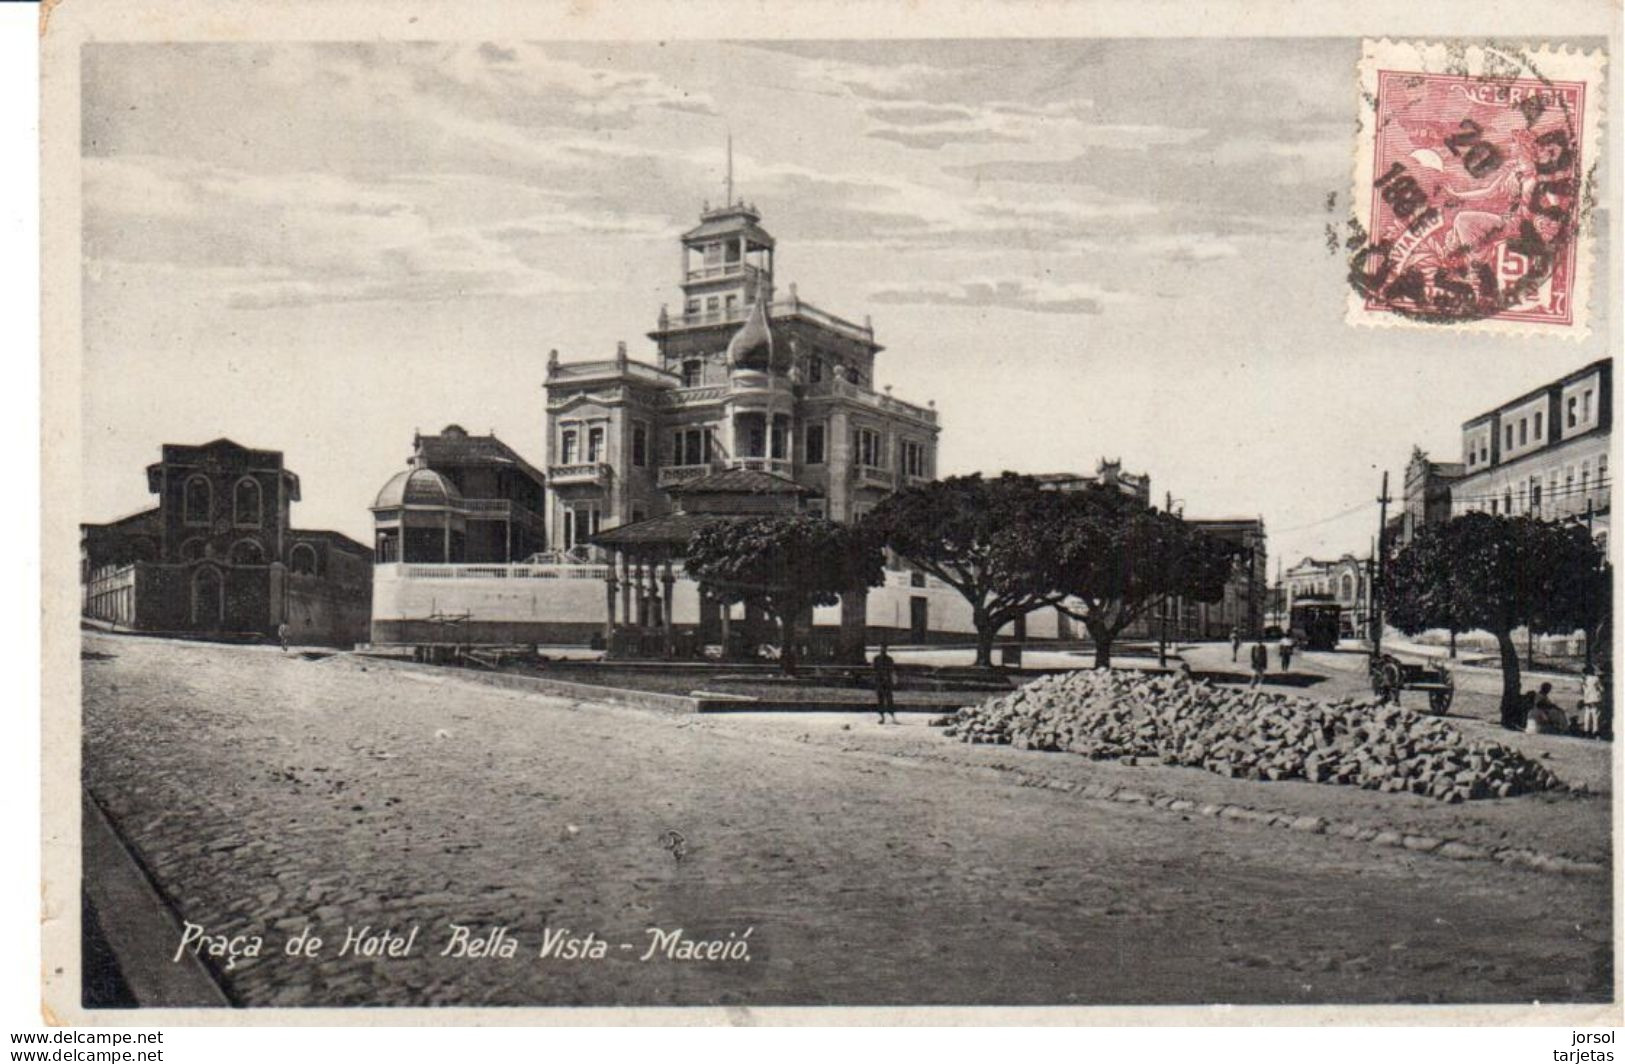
234 477 263 527
183 475 212 526
179 537 207 562
1340 574 1353 600
230 539 264 565
288 543 319 575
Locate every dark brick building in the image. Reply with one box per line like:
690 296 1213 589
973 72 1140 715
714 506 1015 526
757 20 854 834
81 439 372 646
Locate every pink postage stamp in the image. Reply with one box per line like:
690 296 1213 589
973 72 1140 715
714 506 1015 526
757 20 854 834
1347 40 1607 336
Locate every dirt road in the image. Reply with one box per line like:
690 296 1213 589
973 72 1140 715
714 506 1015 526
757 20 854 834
80 633 1612 1007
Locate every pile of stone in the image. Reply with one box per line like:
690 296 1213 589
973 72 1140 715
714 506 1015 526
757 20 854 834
937 670 1561 801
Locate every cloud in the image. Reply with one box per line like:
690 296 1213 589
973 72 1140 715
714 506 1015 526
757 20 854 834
865 104 979 126
868 277 1129 316
83 155 598 309
867 128 1026 150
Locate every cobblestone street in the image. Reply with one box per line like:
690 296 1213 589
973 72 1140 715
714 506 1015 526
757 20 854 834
81 633 1611 1007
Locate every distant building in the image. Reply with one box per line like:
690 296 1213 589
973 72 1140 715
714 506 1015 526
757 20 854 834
370 425 547 565
1282 553 1370 637
1034 459 1152 504
1397 446 1466 546
1182 517 1268 639
1450 357 1611 548
81 439 372 646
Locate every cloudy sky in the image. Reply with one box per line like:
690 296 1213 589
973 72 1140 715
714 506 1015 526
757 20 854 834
80 38 1612 568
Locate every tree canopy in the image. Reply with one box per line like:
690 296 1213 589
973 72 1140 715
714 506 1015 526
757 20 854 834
1051 486 1237 666
684 514 884 674
861 474 1071 666
1386 511 1610 712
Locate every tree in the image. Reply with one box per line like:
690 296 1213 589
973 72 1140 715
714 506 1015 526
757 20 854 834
684 514 884 675
1050 487 1236 667
1386 512 1610 718
862 474 1071 668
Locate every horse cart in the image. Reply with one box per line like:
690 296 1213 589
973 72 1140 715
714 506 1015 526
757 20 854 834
1368 652 1455 714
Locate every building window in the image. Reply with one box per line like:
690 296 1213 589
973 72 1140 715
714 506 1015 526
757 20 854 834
561 428 578 465
564 507 602 549
587 426 605 463
809 358 823 384
1518 418 1527 446
1581 460 1591 502
179 537 206 562
856 428 883 468
1503 490 1512 514
685 299 700 316
676 428 709 467
1568 396 1579 428
806 497 826 519
632 424 647 467
706 296 720 312
1505 424 1513 450
901 440 925 478
805 423 826 465
682 359 702 387
230 539 264 565
1534 411 1543 439
233 477 262 527
1530 478 1542 512
1600 453 1609 488
725 294 738 314
1583 389 1593 422
183 475 211 526
289 543 319 575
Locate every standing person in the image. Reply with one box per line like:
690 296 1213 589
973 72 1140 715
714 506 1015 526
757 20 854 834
1249 640 1268 689
1579 666 1603 738
276 621 290 653
872 642 898 725
1231 627 1242 663
1278 631 1295 673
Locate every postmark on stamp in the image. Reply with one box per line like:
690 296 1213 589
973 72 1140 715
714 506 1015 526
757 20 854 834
1346 40 1606 336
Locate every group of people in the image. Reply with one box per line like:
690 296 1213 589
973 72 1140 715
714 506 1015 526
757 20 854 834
1233 628 1295 689
1505 666 1608 739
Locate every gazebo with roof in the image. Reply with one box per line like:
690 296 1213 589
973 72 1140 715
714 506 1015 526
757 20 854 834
588 468 868 661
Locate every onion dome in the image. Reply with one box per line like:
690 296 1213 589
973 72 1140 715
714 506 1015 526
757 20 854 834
372 466 463 509
726 299 775 370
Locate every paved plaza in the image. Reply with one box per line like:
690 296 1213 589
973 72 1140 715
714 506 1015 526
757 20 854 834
81 633 1611 1007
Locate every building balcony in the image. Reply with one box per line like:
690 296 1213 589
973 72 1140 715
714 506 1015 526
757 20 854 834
657 463 717 488
727 457 794 477
548 462 612 487
654 295 876 347
802 377 937 425
461 497 546 535
854 464 895 490
660 384 729 407
684 262 767 286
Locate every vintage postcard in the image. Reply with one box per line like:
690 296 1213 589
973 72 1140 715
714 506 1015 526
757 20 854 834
39 0 1622 1029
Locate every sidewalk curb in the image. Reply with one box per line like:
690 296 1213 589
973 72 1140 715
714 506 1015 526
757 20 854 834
82 789 234 1008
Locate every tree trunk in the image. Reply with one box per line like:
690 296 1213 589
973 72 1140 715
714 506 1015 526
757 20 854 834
972 607 995 669
1495 628 1522 727
1086 619 1114 669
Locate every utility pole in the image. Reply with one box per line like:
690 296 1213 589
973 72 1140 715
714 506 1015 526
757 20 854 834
1158 491 1171 667
1372 472 1391 657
